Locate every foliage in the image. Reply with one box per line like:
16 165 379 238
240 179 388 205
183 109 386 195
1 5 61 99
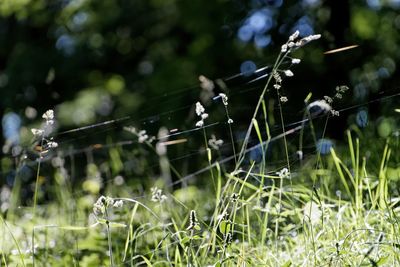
1 1 400 266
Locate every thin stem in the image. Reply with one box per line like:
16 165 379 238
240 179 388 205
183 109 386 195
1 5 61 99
33 137 44 216
105 208 114 267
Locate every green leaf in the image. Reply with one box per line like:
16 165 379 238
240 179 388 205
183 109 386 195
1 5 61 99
376 256 389 266
181 236 191 244
219 220 231 234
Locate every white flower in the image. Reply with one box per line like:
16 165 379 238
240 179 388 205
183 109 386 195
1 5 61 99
296 34 322 47
47 141 58 148
31 128 44 136
195 102 205 116
219 93 228 106
151 187 167 203
280 96 288 103
289 30 300 41
283 70 294 77
195 120 204 127
227 118 233 124
42 110 54 120
113 200 123 208
138 130 149 143
208 134 224 150
201 113 209 120
331 110 340 116
281 44 288 53
274 84 281 89
291 58 301 64
276 167 290 179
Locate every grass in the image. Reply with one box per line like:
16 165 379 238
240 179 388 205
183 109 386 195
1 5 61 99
1 31 400 267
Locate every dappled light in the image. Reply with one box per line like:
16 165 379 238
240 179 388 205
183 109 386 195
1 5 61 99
1 0 400 266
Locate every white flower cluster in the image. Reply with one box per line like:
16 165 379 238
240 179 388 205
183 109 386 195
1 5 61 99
31 109 58 153
31 109 56 137
93 195 123 217
280 96 288 103
150 187 167 203
124 126 155 144
219 93 234 124
283 70 294 77
42 110 54 125
276 167 290 179
195 101 208 127
281 30 321 53
272 71 282 90
208 134 224 150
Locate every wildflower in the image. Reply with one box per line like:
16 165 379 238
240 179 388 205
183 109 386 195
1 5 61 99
283 70 294 77
186 210 200 231
280 96 288 103
208 134 224 150
151 187 167 203
195 120 204 127
291 58 301 64
46 141 58 148
281 44 288 53
93 196 107 216
195 101 208 127
138 130 149 143
289 30 300 41
124 127 154 144
219 93 229 106
42 109 54 120
295 34 321 47
331 110 340 116
276 167 290 179
113 200 123 208
272 71 282 83
195 102 205 116
227 118 233 124
31 128 44 136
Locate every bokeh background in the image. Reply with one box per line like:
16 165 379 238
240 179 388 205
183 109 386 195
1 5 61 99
1 0 400 190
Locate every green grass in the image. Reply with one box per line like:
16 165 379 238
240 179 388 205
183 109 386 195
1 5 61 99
2 32 400 267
